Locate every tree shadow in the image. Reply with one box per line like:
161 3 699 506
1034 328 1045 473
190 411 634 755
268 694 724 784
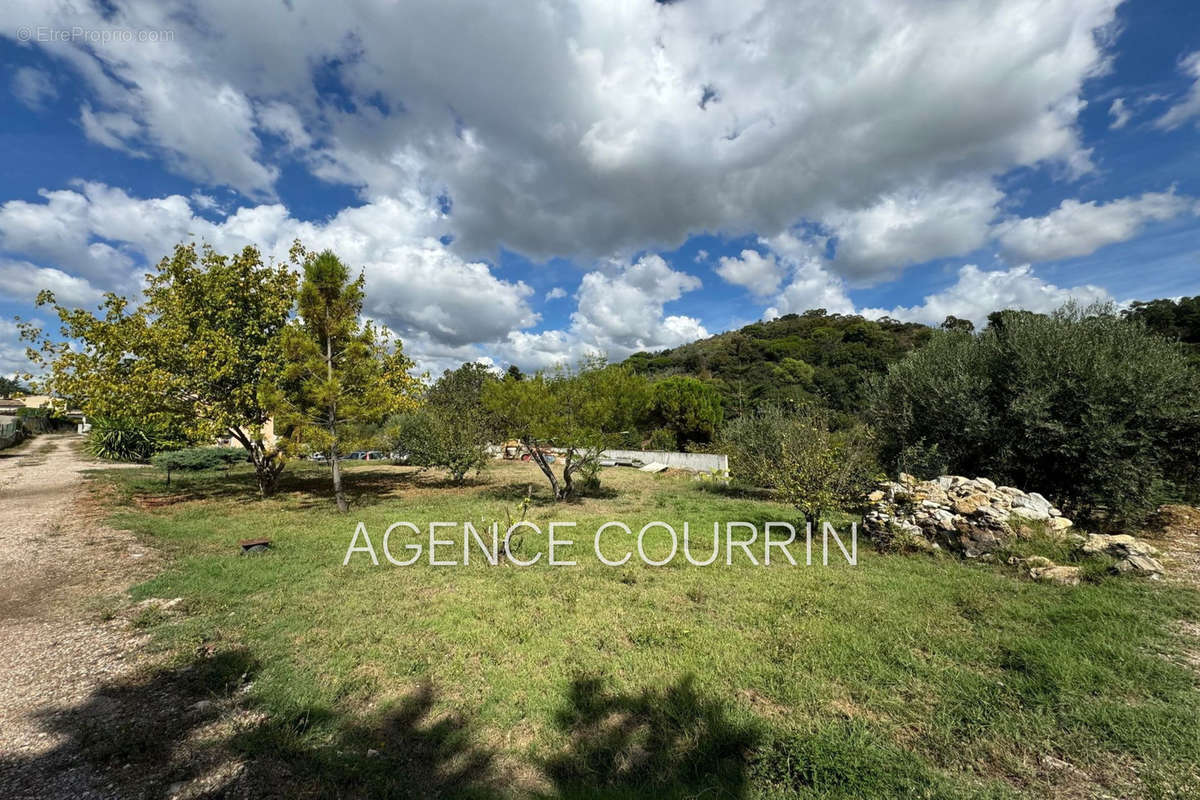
0 647 501 799
541 674 761 800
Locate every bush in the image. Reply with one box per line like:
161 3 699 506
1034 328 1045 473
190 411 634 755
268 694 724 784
868 303 1200 524
87 418 166 462
648 427 678 451
151 447 245 486
719 405 878 523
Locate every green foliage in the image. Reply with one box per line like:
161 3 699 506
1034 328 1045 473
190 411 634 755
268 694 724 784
0 376 30 396
151 447 245 486
719 404 878 522
623 309 931 416
269 248 419 511
484 358 649 499
869 303 1200 523
648 376 723 448
1123 295 1200 360
87 417 176 462
648 427 678 451
20 242 299 493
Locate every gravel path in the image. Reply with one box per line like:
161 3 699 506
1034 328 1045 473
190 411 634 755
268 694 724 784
0 435 160 799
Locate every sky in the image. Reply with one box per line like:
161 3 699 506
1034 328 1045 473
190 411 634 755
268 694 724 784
1 0 1199 378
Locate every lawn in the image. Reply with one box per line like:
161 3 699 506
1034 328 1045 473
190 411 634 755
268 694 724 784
86 459 1200 799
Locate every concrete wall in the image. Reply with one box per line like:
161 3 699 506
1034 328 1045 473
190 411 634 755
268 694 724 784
600 448 727 474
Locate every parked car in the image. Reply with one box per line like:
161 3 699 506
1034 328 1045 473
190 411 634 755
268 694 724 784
309 452 328 462
362 451 386 461
345 451 364 460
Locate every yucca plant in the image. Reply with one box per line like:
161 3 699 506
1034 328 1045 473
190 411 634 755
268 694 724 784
86 417 163 462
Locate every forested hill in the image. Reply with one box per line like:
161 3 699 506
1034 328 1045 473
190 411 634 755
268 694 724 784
622 310 933 416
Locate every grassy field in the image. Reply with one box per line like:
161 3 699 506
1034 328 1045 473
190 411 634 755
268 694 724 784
84 458 1200 799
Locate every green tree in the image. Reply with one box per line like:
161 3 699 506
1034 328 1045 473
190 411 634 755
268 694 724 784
0 376 30 397
868 303 1200 522
719 405 877 524
269 249 418 512
647 376 723 449
152 446 245 487
484 359 648 500
387 362 498 482
19 243 297 493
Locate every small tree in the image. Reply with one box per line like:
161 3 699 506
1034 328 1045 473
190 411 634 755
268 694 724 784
719 405 877 524
397 362 497 482
19 243 297 493
269 249 418 512
484 359 648 500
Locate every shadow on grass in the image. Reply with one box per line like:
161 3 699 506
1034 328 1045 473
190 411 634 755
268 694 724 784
542 674 760 799
0 647 501 800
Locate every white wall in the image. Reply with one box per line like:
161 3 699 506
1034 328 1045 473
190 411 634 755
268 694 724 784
600 449 728 473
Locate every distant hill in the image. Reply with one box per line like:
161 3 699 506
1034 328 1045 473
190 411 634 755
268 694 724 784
623 310 933 417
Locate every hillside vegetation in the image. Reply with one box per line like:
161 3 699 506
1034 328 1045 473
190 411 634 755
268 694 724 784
623 310 932 417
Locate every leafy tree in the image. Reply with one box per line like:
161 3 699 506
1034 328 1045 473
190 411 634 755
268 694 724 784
1124 296 1200 362
868 303 1200 522
647 376 723 449
484 359 648 499
719 405 877 524
269 249 419 511
387 362 498 482
0 376 30 397
19 243 297 493
940 315 975 334
505 364 525 381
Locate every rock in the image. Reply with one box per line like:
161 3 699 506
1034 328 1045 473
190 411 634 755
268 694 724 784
1080 534 1165 579
1012 505 1050 522
974 477 997 490
867 490 885 503
1047 517 1073 532
1030 565 1081 585
1024 555 1056 568
898 472 918 486
953 492 989 515
191 699 215 712
367 749 380 758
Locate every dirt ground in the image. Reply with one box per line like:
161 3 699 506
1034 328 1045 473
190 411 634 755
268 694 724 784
0 435 162 799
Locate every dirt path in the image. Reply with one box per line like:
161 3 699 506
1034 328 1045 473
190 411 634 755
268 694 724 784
0 435 160 799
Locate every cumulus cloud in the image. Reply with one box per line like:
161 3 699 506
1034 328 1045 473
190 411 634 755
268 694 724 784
544 286 567 301
0 318 30 378
825 178 1004 280
2 0 1120 262
1156 51 1200 130
0 183 538 372
860 264 1113 327
715 249 786 296
992 190 1196 263
11 66 56 110
0 260 105 307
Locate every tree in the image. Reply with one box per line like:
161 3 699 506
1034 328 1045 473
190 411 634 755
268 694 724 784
19 243 297 494
647 376 723 449
940 315 975 334
387 362 498 482
151 446 244 487
868 303 1200 522
719 405 877 524
0 376 30 397
484 359 648 500
269 249 418 512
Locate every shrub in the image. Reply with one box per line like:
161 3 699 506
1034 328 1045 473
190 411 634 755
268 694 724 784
86 418 169 462
648 427 678 451
719 405 878 523
868 303 1200 524
151 447 245 486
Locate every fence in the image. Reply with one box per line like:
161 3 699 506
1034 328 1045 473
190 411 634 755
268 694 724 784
599 448 727 474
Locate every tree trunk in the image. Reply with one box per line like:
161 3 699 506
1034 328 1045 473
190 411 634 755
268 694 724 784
523 437 560 499
561 447 577 500
326 331 348 513
229 427 285 496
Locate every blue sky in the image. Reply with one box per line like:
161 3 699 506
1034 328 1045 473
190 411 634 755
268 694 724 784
2 0 1199 376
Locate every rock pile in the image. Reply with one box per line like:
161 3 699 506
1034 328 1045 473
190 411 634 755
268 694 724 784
863 473 1072 557
863 473 1168 580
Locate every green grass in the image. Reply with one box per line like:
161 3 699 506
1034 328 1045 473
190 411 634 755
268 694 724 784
86 459 1200 798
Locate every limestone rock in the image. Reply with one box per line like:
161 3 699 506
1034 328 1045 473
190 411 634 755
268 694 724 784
1030 565 1081 585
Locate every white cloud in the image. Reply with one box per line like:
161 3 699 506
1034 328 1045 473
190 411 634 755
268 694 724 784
80 106 144 154
0 260 105 307
992 190 1196 263
1108 97 1131 129
1156 51 1200 130
11 66 56 110
860 264 1112 327
0 318 31 379
3 0 1119 258
825 178 1004 280
544 286 567 301
715 249 786 296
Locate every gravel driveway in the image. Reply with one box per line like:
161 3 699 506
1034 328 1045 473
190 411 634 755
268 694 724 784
0 435 159 799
